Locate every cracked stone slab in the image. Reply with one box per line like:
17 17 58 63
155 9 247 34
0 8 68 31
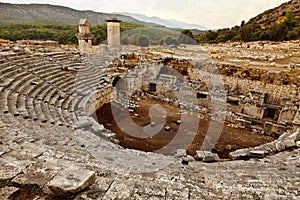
0 144 11 157
102 178 136 200
0 187 19 199
0 160 31 180
94 176 114 193
47 166 95 196
5 145 45 161
75 176 115 199
13 161 61 186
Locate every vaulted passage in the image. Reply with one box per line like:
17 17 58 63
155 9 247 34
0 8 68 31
112 76 122 87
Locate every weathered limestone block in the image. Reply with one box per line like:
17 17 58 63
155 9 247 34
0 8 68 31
296 141 300 148
278 109 297 124
272 124 287 136
242 104 264 119
288 131 300 142
196 150 205 161
229 149 250 160
77 116 93 128
275 141 285 152
196 150 219 162
250 150 266 158
47 166 95 196
283 139 296 149
261 142 277 153
182 155 196 163
264 122 273 133
278 132 289 140
175 149 187 158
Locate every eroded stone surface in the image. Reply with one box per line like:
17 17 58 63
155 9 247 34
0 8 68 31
102 178 136 200
47 166 95 196
0 160 30 180
0 112 299 199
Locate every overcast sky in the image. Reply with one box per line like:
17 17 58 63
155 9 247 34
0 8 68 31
2 0 289 29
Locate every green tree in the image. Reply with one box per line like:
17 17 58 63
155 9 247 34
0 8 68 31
121 38 129 45
284 12 298 29
137 35 149 47
164 36 178 45
179 29 196 44
202 30 219 43
216 28 238 43
238 22 260 42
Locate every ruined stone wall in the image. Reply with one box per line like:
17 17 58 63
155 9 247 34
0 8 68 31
223 76 299 102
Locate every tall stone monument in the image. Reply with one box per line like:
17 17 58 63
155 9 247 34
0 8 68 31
76 19 95 54
106 18 122 47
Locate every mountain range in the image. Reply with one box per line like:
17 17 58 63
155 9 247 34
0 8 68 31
0 1 298 32
0 2 155 26
0 2 206 30
118 12 207 30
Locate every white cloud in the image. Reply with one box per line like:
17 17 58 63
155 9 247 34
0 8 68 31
1 0 289 29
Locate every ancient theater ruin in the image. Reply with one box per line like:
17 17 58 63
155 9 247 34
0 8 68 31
0 18 299 199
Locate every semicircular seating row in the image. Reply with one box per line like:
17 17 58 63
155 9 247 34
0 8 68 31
0 51 120 129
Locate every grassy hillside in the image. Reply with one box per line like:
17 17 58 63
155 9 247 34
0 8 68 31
248 0 300 28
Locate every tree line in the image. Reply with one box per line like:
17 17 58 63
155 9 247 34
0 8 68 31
0 22 197 46
0 12 298 46
0 22 142 45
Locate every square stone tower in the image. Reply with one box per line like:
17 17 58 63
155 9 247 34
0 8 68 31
76 19 95 54
106 18 122 47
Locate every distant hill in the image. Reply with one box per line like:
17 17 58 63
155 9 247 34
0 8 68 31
197 0 300 43
248 0 300 28
119 12 208 30
0 2 157 26
0 2 203 46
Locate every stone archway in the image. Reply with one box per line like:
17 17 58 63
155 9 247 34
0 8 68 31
112 76 122 88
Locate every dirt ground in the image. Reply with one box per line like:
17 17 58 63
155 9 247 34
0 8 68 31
94 98 276 159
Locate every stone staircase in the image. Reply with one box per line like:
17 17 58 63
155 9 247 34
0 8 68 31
0 51 122 129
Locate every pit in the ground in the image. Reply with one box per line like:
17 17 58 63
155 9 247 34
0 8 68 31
93 98 276 159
